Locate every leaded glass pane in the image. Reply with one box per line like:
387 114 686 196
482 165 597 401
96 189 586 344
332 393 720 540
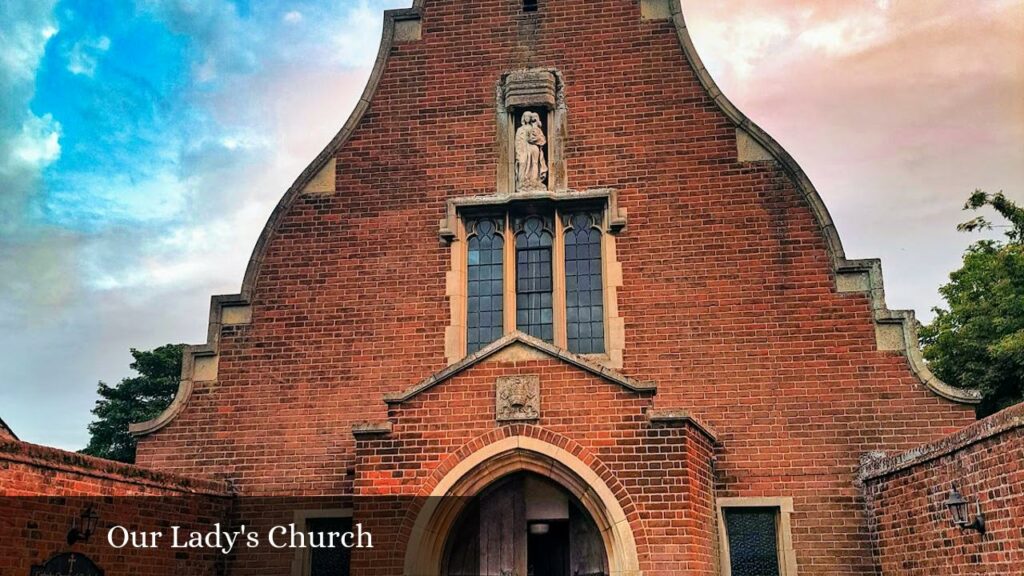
516 216 554 343
467 218 504 354
724 508 781 576
564 212 604 354
308 517 352 576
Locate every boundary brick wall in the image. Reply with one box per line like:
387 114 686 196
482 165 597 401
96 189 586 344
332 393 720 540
0 439 230 576
860 403 1024 575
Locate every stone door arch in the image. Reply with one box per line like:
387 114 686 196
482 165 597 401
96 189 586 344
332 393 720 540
402 436 641 576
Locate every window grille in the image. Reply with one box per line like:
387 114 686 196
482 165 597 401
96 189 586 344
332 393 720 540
724 508 781 576
515 216 554 343
467 218 505 354
564 212 604 354
307 517 352 576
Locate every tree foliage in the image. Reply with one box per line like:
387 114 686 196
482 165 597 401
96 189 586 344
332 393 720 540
920 191 1024 417
80 344 184 463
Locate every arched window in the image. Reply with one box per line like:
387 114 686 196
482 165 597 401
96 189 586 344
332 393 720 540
467 218 505 354
515 216 554 343
563 212 604 354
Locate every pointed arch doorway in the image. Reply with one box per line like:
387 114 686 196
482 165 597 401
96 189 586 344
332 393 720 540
442 473 608 576
402 436 641 576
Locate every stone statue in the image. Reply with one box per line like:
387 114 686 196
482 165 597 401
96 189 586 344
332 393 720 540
515 111 548 191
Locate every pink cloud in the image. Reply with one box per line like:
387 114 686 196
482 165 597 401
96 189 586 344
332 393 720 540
685 0 1024 318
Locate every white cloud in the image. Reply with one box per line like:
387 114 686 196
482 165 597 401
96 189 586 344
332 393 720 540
0 22 57 83
139 0 256 82
0 1 59 236
44 169 190 230
696 16 792 81
797 15 888 56
10 113 61 168
194 55 219 83
66 35 111 76
283 10 303 24
219 131 268 151
331 1 394 67
80 196 268 293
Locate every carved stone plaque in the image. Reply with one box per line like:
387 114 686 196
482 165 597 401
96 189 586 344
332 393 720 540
496 375 540 422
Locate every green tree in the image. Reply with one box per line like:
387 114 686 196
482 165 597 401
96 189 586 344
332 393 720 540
920 191 1024 417
80 344 184 463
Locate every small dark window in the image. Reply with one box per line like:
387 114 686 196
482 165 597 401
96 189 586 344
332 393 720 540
308 517 352 576
564 212 604 354
523 0 538 12
724 508 781 576
467 218 505 354
515 216 554 343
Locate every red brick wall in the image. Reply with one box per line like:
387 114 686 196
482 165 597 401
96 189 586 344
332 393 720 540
347 356 716 576
135 1 976 573
0 439 229 575
861 403 1024 575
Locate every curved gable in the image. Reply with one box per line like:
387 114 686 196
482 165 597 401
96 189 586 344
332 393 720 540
132 0 976 443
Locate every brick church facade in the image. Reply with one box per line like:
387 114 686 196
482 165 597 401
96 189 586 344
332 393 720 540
5 1 1022 575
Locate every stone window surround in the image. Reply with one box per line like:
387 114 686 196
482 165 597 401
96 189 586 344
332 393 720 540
441 189 627 368
716 497 798 576
289 508 354 576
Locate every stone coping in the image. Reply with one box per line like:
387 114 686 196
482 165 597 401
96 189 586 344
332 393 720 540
352 421 393 438
383 332 656 405
0 439 231 496
0 416 16 440
859 403 1024 482
647 409 719 443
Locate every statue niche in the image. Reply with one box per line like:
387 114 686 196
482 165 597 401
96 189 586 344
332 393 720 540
498 69 564 194
515 110 548 191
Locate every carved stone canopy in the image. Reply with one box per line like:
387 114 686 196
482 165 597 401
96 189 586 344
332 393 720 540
504 69 557 109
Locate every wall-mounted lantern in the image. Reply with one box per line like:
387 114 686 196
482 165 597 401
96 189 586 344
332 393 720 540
67 505 100 545
944 484 985 535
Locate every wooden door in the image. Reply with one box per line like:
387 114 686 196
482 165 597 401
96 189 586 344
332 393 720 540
479 477 527 576
442 474 606 576
569 501 608 576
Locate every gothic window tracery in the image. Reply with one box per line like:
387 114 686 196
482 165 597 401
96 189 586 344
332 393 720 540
460 206 607 356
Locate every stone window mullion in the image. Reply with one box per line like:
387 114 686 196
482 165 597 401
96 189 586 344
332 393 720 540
503 211 517 335
552 208 568 348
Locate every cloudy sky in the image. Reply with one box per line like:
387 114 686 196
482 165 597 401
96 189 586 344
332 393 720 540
1 0 1021 449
